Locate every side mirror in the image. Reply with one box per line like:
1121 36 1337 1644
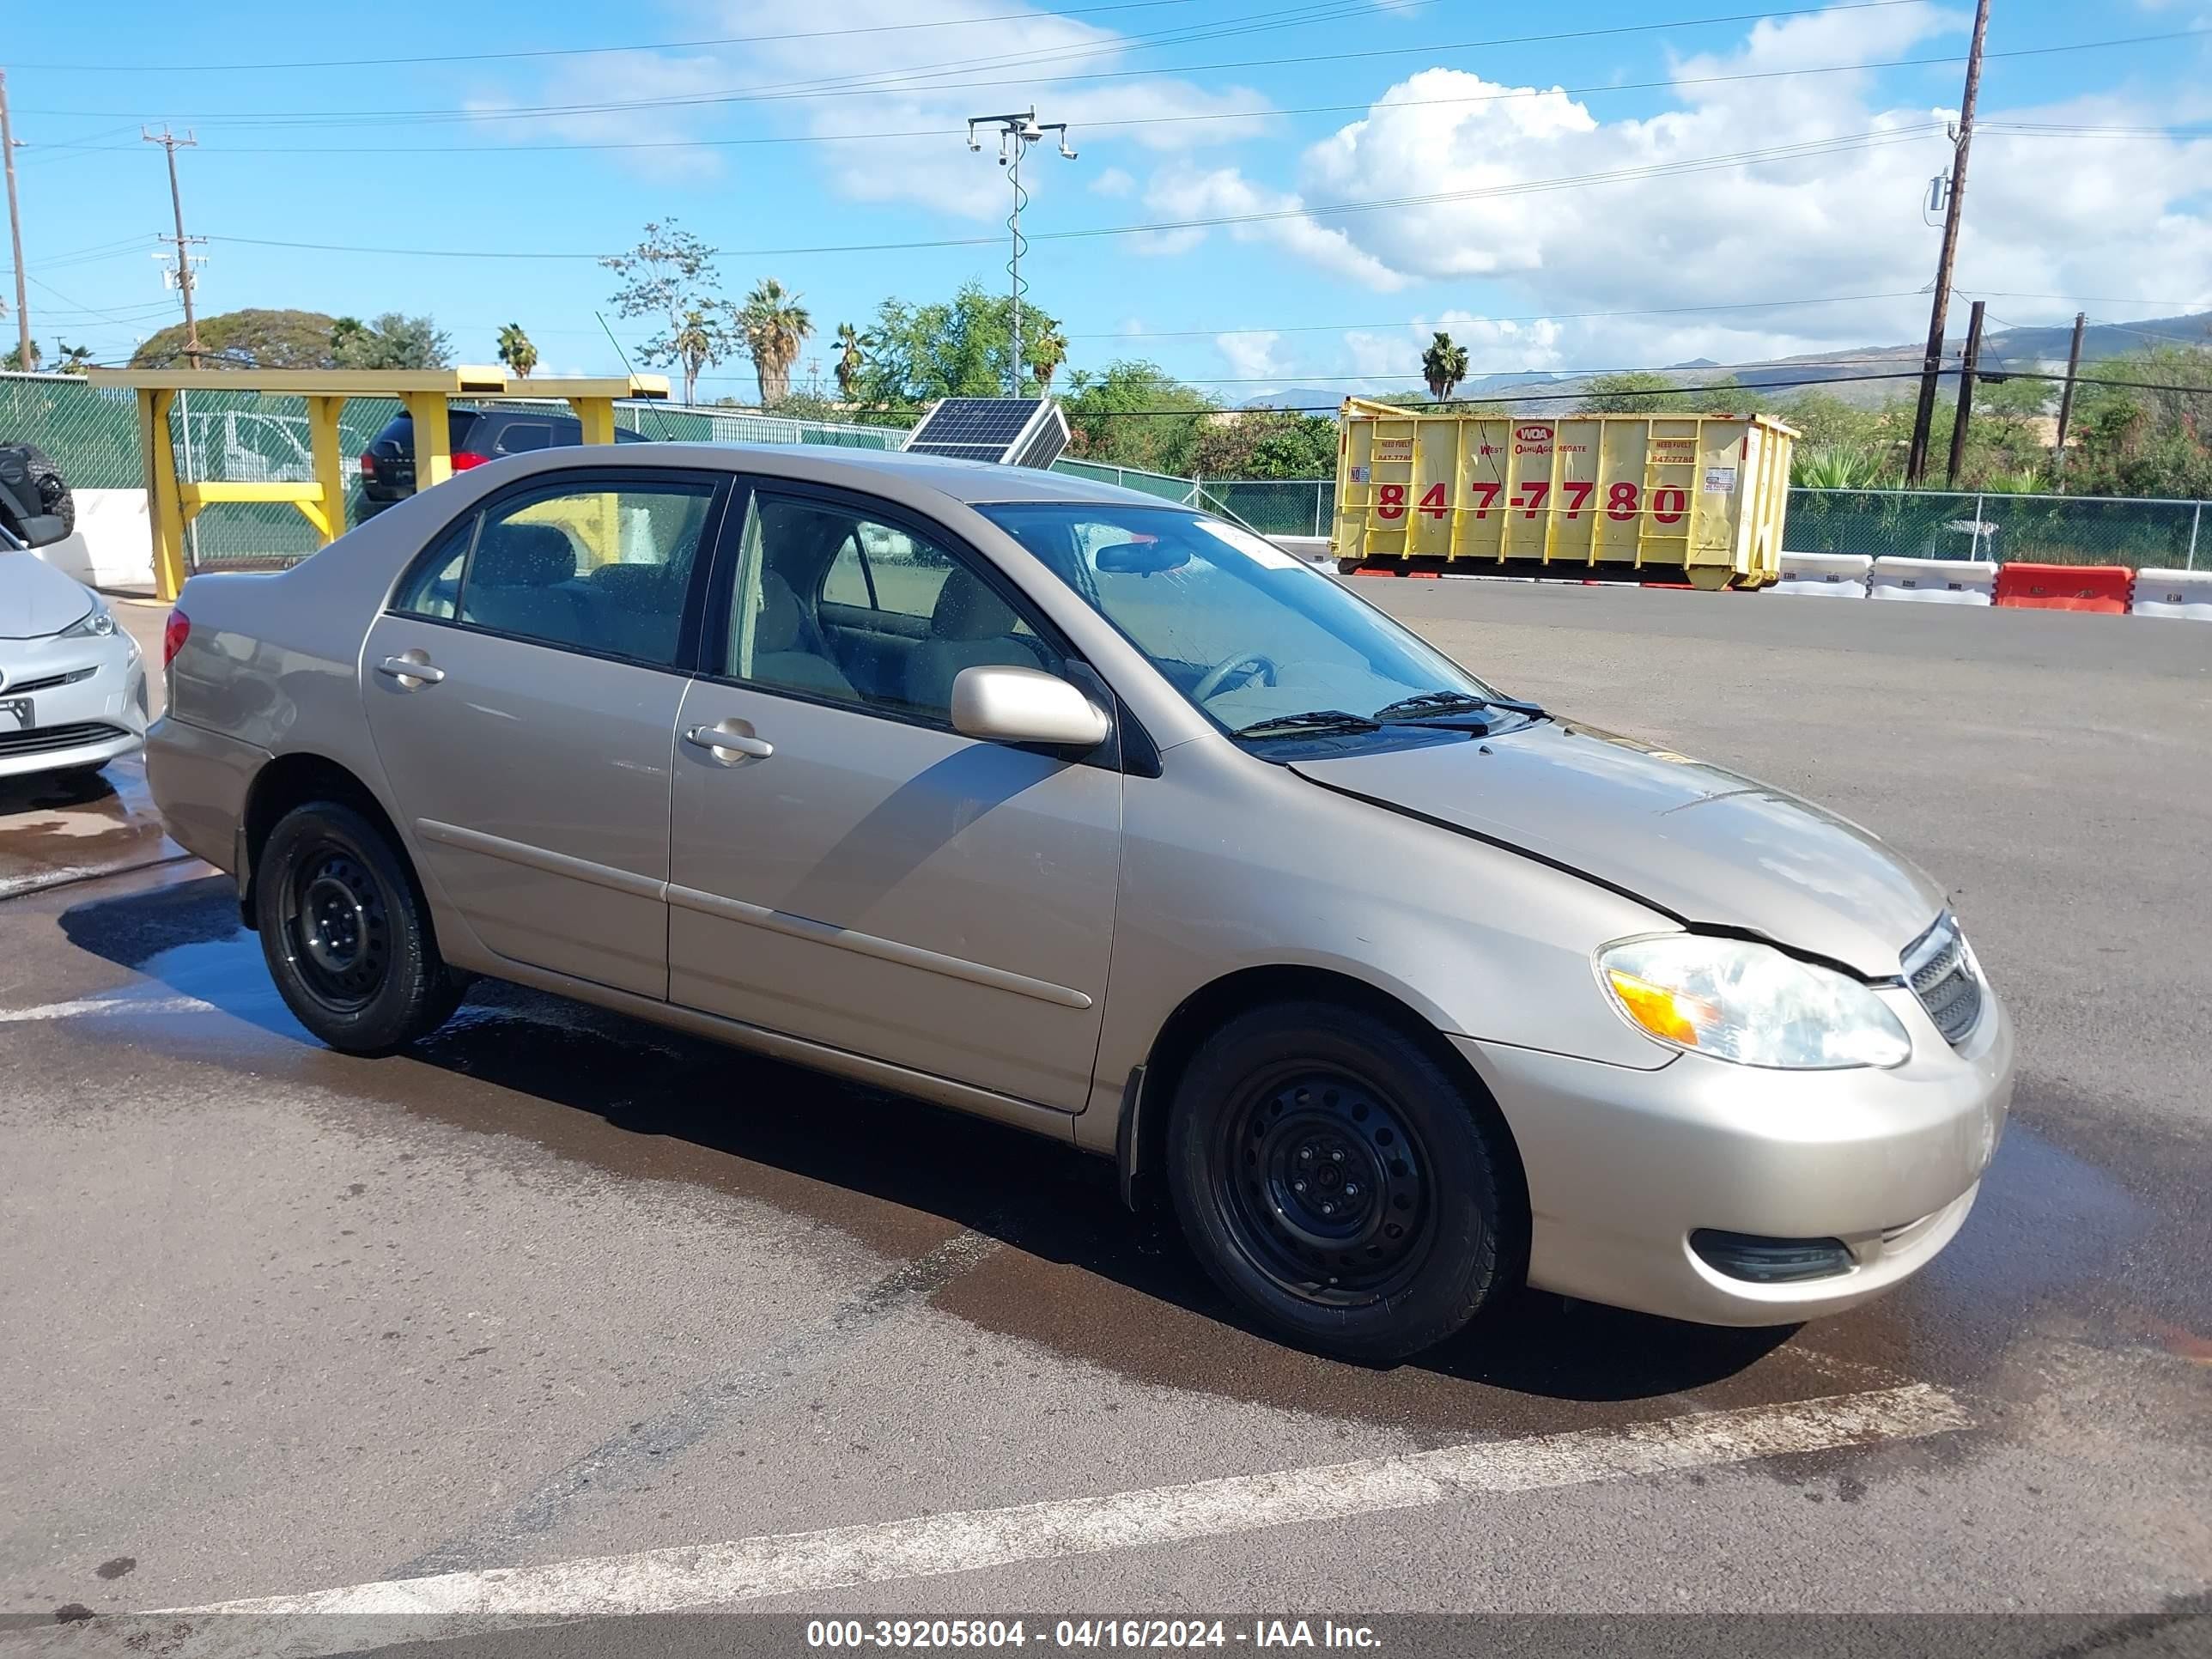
951 665 1112 749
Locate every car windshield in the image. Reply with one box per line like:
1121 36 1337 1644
975 503 1505 738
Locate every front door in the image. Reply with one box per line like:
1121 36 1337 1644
666 485 1121 1110
360 469 726 998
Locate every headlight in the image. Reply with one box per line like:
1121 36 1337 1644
59 603 117 640
1598 935 1911 1070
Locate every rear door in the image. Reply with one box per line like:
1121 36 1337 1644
665 482 1122 1109
359 467 727 997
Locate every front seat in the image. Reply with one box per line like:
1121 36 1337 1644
907 566 1043 712
750 568 857 699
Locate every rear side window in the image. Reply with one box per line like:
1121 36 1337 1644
391 477 719 667
492 422 557 454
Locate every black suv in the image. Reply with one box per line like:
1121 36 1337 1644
358 407 647 515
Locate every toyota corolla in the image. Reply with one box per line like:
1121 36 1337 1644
145 444 2011 1360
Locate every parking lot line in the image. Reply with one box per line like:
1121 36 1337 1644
152 1384 1965 1640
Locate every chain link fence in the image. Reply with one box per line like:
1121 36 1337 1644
7 374 2203 573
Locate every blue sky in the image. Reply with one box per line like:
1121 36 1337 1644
6 0 2209 403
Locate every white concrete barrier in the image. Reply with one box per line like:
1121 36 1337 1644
1869 556 1996 605
71 488 155 590
2129 568 2212 622
1771 550 1871 598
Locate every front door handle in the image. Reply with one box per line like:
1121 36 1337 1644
377 654 445 687
684 722 773 761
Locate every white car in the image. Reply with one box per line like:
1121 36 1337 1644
0 550 149 781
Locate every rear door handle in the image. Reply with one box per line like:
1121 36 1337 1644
684 723 773 761
377 655 445 686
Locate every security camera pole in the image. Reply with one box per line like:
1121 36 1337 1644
968 110 1077 396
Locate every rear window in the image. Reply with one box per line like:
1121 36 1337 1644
373 410 483 449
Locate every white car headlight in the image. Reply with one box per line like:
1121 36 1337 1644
1598 935 1911 1070
59 601 117 640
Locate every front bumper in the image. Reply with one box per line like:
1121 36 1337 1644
1455 981 2014 1326
0 629 149 780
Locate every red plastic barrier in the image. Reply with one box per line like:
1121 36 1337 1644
1995 563 2132 614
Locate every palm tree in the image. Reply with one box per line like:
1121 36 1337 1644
1420 331 1469 404
672 310 717 404
495 322 538 380
1028 325 1069 392
53 341 96 375
834 323 864 403
739 278 813 408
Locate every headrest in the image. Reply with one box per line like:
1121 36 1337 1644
929 565 1019 641
755 568 807 653
473 522 576 588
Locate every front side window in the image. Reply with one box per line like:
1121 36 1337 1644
393 478 715 667
726 494 1059 721
976 504 1501 739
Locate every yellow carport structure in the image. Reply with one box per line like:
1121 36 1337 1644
85 368 671 601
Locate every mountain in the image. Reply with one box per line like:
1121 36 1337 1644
1235 311 2211 415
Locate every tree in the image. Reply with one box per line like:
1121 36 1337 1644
1420 331 1469 403
853 283 1060 411
1060 359 1215 474
834 323 865 402
738 278 813 407
1194 410 1339 479
601 219 735 404
1575 372 1682 414
2062 344 2212 499
330 313 453 369
1028 324 1069 392
53 342 96 375
495 323 539 380
2 341 39 371
134 308 337 369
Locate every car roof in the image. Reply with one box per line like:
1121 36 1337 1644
495 440 1195 511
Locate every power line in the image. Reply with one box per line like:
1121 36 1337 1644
196 126 1942 263
17 1 1955 125
8 0 1212 73
1073 290 1935 341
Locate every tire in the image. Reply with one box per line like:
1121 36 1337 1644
1166 1000 1513 1363
254 800 464 1054
20 444 74 538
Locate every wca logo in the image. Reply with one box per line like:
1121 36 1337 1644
1515 424 1553 443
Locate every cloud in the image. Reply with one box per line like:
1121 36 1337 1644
478 0 1276 206
1088 167 1136 198
1174 3 2212 366
1215 330 1284 380
1138 161 1410 289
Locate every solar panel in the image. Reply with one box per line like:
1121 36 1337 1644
902 398 1070 468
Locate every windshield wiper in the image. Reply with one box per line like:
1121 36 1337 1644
1372 690 1547 722
1232 708 1382 741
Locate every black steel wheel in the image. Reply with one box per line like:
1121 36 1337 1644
1168 1000 1516 1363
1216 1065 1437 1306
255 799 464 1054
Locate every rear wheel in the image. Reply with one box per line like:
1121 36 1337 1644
255 800 463 1054
1167 1001 1514 1363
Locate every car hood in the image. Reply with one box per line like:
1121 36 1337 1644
0 551 97 640
1289 720 1945 978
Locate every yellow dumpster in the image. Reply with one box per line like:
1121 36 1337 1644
1334 397 1796 588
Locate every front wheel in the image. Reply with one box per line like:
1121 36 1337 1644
255 799 463 1054
1166 1001 1515 1363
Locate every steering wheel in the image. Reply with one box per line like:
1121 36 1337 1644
1191 649 1280 703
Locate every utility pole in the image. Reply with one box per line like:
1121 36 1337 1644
1905 0 1991 487
2052 309 2087 487
1945 299 1985 488
143 126 204 368
967 110 1077 396
1 70 32 372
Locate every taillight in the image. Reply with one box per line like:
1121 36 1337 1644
163 608 191 669
358 451 377 476
450 451 490 471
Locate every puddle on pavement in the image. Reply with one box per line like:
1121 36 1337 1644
40 870 2212 1437
0 759 177 898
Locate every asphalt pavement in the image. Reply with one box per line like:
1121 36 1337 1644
2 586 2207 1649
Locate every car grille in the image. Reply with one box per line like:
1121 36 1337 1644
0 720 127 757
5 666 97 696
1904 913 1983 1046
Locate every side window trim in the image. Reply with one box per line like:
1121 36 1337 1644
380 466 733 678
